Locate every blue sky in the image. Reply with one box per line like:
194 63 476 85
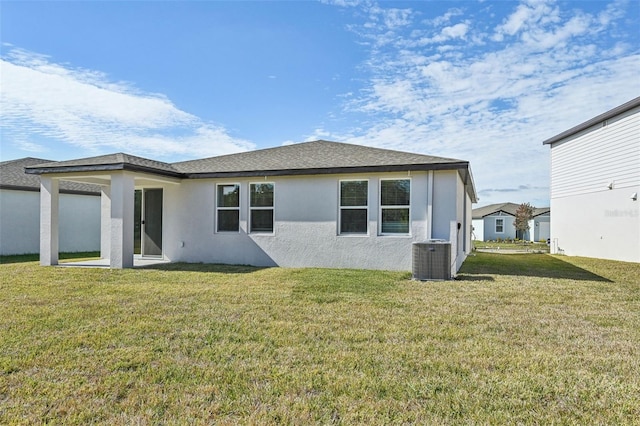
1 0 638 207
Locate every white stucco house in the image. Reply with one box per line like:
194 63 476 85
25 140 477 272
472 202 550 242
543 97 640 263
0 157 101 256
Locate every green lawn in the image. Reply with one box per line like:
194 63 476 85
1 254 639 424
0 251 100 265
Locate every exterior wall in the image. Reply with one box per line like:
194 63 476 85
480 213 516 241
455 173 470 270
60 192 101 253
0 189 101 255
531 214 550 242
430 170 464 273
551 190 639 262
549 105 639 262
472 219 484 241
163 170 467 271
0 189 40 255
465 192 473 253
431 171 457 242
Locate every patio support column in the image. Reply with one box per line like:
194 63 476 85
110 173 135 269
40 176 59 266
100 186 111 260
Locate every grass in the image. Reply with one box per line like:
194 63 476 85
0 251 100 265
1 254 639 424
473 240 549 252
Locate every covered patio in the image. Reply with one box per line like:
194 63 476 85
26 154 182 269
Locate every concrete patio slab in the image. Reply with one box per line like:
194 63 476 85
58 256 171 268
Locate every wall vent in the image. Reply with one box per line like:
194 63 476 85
412 240 451 281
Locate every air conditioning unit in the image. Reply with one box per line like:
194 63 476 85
412 240 451 281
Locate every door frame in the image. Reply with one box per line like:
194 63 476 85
134 188 164 258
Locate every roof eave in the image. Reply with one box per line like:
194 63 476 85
457 164 478 203
481 210 515 218
25 163 184 179
0 184 100 196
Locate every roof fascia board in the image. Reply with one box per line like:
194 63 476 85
25 164 124 175
484 210 515 218
478 209 548 218
123 163 183 178
0 184 100 196
25 163 184 179
457 167 478 203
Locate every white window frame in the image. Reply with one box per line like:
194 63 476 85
495 217 504 234
216 183 241 233
249 182 275 234
338 179 369 235
379 178 411 236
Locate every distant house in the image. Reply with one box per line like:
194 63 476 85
25 140 478 273
543 96 640 263
0 157 101 255
472 202 550 242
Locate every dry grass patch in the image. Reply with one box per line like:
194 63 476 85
1 254 639 424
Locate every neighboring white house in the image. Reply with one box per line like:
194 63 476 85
0 157 101 255
25 140 478 273
543 96 640 263
471 202 550 242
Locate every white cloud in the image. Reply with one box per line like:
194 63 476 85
598 0 628 26
326 0 640 207
319 0 367 7
0 47 254 160
14 140 48 153
494 0 560 40
441 22 469 40
378 7 413 29
425 8 464 27
415 22 470 45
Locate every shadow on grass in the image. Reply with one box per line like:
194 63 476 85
454 275 496 282
457 252 612 282
139 262 268 274
0 252 101 265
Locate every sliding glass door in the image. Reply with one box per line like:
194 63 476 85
134 189 163 257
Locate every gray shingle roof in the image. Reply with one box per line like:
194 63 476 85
1 157 101 194
174 140 467 176
25 153 181 177
25 140 468 177
472 202 549 219
20 140 476 201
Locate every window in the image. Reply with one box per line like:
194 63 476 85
250 183 274 233
380 179 410 234
495 218 504 233
339 180 368 234
217 184 240 232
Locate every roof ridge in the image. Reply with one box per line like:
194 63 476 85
0 157 54 166
172 139 466 168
